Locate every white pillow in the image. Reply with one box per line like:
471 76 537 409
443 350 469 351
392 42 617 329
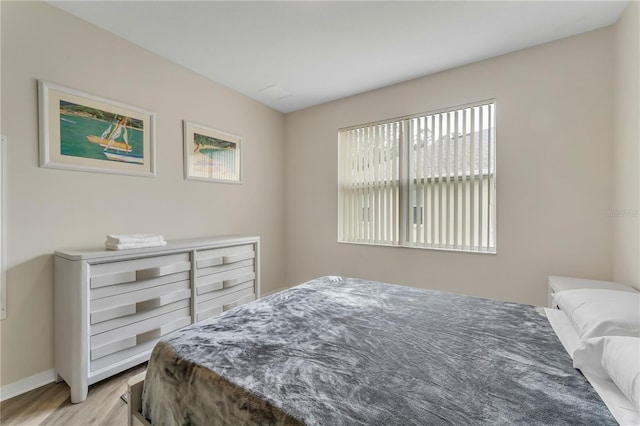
573 336 640 410
553 289 640 340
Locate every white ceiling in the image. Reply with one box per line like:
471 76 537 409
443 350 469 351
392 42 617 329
49 1 628 113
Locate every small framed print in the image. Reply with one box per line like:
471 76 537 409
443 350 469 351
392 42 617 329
38 80 156 177
183 121 242 183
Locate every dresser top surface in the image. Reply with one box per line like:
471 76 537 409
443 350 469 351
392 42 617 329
55 235 259 261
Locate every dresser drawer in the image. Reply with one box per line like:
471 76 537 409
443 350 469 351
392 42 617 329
90 280 190 325
90 253 191 290
90 271 190 301
90 307 191 361
197 259 254 280
196 285 255 321
197 293 255 322
90 313 191 372
197 265 255 296
91 298 191 335
196 244 255 270
197 279 253 304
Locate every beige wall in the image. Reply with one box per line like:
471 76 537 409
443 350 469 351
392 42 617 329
1 0 635 393
0 2 285 386
284 28 614 307
613 1 640 289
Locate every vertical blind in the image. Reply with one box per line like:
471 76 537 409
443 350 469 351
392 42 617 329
338 100 496 253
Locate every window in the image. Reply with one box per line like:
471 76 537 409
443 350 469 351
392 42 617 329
338 100 496 253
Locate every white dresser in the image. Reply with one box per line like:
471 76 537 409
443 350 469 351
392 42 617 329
54 235 260 403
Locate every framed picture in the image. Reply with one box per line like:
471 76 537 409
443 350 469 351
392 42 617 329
38 80 156 177
183 121 242 183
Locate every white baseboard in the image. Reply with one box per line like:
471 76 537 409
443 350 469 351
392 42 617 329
0 369 56 401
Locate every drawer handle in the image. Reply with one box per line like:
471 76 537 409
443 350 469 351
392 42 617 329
91 336 137 361
136 317 189 345
222 294 255 312
135 289 191 312
197 281 223 295
222 301 238 311
136 261 191 280
136 327 163 345
91 304 136 324
91 271 136 289
197 306 223 321
223 252 255 264
197 257 223 268
223 273 255 289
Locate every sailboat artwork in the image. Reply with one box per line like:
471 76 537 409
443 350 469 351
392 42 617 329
58 100 145 165
87 116 143 164
87 116 133 153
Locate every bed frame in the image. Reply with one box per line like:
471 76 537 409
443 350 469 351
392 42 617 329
128 372 150 426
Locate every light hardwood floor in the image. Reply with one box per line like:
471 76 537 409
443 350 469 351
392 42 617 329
1 364 146 426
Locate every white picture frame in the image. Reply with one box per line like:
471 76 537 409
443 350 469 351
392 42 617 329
183 121 242 184
38 80 156 177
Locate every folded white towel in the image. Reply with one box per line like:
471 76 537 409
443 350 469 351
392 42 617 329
106 234 165 245
105 240 168 250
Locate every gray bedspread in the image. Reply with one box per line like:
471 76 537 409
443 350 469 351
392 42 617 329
142 276 615 425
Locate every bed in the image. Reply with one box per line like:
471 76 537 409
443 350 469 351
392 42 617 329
128 276 639 425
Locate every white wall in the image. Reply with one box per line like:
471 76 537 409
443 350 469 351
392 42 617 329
284 27 614 307
613 1 640 289
0 2 285 386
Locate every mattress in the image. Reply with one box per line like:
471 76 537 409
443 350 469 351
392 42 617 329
141 276 616 425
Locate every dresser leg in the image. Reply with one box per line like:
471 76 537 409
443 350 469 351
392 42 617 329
70 383 88 403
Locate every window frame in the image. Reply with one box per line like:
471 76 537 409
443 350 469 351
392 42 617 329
338 99 497 254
